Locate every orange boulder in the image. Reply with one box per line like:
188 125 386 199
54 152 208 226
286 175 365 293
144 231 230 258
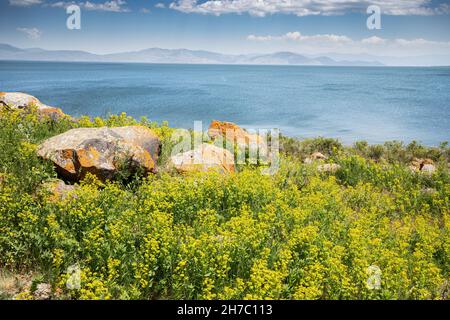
37 126 160 181
208 120 268 154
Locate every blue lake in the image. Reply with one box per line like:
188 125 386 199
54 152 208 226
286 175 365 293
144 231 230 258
1 61 449 145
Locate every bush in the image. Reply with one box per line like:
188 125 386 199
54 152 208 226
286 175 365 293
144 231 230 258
0 109 448 300
280 136 343 160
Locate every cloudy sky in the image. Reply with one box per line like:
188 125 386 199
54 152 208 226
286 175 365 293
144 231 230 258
1 0 450 58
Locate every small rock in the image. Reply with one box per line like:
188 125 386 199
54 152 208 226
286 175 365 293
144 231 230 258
0 92 67 120
311 152 327 160
304 151 327 164
170 143 235 174
33 283 51 300
39 179 78 202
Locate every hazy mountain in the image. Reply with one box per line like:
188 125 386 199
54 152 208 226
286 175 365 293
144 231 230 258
0 44 99 62
0 43 385 66
238 51 320 65
101 48 238 64
310 52 450 67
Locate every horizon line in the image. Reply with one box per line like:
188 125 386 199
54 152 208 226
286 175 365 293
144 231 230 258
2 59 450 68
3 42 450 61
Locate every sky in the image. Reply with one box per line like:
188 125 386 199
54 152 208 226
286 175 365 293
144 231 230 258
1 0 450 58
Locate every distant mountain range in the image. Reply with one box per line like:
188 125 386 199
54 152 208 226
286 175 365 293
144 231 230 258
0 44 384 66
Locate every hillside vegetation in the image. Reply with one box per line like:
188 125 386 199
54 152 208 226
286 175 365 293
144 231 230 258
0 108 449 300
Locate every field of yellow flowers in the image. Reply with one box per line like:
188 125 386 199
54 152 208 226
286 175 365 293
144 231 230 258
0 109 449 300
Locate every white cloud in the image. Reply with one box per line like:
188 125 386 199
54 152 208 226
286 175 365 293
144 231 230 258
83 0 129 12
140 8 151 13
169 0 450 17
248 31 352 45
17 27 42 40
155 3 166 9
247 31 450 56
361 36 387 45
50 0 130 12
49 1 73 8
9 0 42 6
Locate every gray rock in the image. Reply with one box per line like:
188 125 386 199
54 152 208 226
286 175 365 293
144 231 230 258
170 143 235 174
421 164 436 175
0 92 66 120
37 126 160 181
33 283 51 300
304 151 327 164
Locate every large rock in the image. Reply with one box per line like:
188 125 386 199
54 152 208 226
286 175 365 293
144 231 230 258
170 143 235 174
208 120 267 153
37 126 160 181
0 92 66 120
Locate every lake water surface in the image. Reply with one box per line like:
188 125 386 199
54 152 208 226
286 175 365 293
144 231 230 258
1 61 449 145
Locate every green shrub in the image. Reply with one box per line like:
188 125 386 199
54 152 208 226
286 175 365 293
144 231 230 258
280 136 343 160
0 109 448 300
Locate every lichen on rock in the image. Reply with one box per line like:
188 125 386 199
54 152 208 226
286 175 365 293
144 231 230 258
37 126 161 181
0 92 67 120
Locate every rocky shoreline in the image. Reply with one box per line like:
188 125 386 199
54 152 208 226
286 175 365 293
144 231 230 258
0 91 443 197
0 92 271 186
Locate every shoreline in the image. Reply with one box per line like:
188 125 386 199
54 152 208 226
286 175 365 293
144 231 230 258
0 90 448 147
2 59 450 68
